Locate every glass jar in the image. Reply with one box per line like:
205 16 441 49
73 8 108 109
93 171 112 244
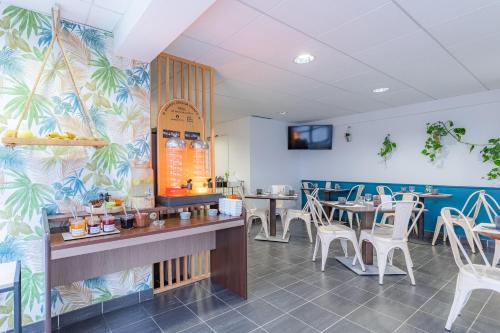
187 140 210 194
131 160 154 197
85 216 101 235
69 217 86 237
101 215 116 233
165 137 187 196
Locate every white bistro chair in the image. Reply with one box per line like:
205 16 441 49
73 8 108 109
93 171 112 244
380 192 420 236
337 184 365 229
354 200 424 285
440 207 500 331
309 194 365 272
270 184 291 228
282 188 318 242
432 190 497 253
239 189 270 238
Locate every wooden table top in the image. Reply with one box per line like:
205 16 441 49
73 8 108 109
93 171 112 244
394 192 452 199
321 201 427 214
473 224 500 240
50 214 243 251
245 194 298 200
317 188 350 192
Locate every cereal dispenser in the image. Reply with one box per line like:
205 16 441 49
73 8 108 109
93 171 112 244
188 140 210 194
130 159 154 209
165 137 187 196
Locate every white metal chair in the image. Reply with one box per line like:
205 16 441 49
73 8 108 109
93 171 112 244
239 189 270 238
282 188 318 242
337 184 365 228
484 194 500 265
309 194 365 272
432 190 496 253
270 184 291 228
380 193 420 236
440 207 499 331
354 200 424 285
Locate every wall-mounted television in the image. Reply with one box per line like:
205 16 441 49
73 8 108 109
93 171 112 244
288 125 333 150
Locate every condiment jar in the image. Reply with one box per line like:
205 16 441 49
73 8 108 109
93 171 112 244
134 212 150 228
69 217 86 237
86 216 101 235
101 215 116 233
118 214 134 229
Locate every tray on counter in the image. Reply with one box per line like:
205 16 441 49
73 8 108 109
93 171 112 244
61 229 120 241
84 205 125 215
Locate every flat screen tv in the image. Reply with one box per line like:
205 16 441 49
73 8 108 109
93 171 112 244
288 125 333 150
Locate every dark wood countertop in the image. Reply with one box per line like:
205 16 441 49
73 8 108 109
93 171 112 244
50 214 243 251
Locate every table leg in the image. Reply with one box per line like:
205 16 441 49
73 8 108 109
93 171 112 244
324 191 332 217
269 199 277 236
418 198 425 240
360 212 374 265
14 261 21 333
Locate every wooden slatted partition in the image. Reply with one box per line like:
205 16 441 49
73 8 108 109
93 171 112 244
153 250 211 294
151 53 216 194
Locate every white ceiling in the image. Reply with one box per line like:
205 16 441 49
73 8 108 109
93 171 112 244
165 0 500 123
2 0 134 31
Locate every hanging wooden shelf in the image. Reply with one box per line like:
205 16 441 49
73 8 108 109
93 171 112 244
2 7 106 149
2 137 107 148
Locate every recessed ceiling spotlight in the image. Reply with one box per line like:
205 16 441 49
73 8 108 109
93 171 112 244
279 111 287 115
294 53 314 64
373 87 390 93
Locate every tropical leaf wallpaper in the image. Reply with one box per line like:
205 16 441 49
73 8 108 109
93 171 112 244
0 5 151 330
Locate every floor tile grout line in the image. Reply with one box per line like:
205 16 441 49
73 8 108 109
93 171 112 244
466 292 493 333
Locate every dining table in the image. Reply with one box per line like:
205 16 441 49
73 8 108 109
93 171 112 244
473 223 500 241
322 200 426 275
245 193 298 242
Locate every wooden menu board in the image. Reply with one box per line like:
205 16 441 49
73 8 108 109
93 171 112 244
157 99 203 196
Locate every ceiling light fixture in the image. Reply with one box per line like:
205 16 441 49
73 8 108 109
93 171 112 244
294 53 314 64
372 87 390 93
279 111 287 115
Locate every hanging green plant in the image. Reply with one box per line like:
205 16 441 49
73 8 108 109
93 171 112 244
421 120 499 180
378 134 397 161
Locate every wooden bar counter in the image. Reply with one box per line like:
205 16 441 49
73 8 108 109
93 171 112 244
43 212 247 332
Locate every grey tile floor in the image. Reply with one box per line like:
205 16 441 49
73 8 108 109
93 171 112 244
56 222 500 333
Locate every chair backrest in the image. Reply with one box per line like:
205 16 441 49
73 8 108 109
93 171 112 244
302 188 319 213
440 207 490 276
374 200 424 240
393 192 419 202
461 190 498 225
306 194 331 227
238 188 255 212
348 185 365 201
376 185 393 196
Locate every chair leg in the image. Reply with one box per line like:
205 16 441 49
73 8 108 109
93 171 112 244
312 234 320 262
388 249 394 266
376 247 389 285
338 210 344 223
340 239 348 257
247 217 253 234
431 219 442 246
464 227 476 253
261 216 269 238
493 240 500 266
351 236 365 272
355 213 360 228
282 216 290 239
304 219 313 243
347 212 353 229
320 236 331 271
445 276 472 331
402 245 415 285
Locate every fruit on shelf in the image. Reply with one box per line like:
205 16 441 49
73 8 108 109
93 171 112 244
18 130 34 139
46 131 78 139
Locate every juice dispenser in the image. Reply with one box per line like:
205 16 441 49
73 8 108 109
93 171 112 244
165 137 187 196
188 140 210 194
130 160 154 209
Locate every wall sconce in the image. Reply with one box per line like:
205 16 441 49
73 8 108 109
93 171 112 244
345 126 352 142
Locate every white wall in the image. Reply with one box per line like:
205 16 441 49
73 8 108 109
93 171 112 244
215 117 251 190
249 117 300 193
298 89 500 187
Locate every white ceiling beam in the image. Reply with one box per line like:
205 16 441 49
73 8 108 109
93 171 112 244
113 0 216 62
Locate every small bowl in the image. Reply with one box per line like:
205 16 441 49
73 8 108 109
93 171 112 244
208 209 218 217
180 212 191 220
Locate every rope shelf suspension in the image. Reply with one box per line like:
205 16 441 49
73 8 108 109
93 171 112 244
1 6 107 148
